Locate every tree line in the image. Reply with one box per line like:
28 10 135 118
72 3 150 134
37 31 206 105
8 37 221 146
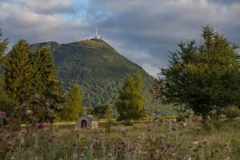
1 25 239 125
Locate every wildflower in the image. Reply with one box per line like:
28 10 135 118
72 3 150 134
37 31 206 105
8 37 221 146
73 142 77 147
93 143 97 148
0 111 6 118
120 141 125 145
42 154 46 158
179 132 184 136
167 144 171 148
48 139 52 143
38 123 44 129
169 153 173 158
161 146 165 151
128 147 133 152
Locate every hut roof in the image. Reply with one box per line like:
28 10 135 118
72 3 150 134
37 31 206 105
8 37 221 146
82 115 98 121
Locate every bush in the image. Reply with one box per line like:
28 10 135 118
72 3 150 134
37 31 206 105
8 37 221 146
223 107 240 120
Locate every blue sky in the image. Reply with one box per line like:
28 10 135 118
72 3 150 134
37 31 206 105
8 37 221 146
0 0 240 77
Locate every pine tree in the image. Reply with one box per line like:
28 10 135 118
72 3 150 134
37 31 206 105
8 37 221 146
59 84 84 121
4 40 33 104
0 29 13 116
31 46 57 95
115 71 145 124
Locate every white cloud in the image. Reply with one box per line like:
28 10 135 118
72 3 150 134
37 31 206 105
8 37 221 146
0 0 239 77
142 63 160 78
8 0 75 13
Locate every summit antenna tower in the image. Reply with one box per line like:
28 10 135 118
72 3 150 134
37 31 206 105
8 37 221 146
95 27 98 39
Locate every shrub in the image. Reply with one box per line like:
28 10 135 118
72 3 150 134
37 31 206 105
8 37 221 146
223 107 240 120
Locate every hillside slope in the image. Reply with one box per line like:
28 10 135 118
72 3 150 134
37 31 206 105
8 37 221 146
30 39 154 107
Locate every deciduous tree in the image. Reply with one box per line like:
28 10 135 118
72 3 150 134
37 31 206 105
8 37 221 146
115 71 145 124
156 26 240 123
59 84 83 121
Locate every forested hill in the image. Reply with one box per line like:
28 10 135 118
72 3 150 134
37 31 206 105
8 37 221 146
30 38 155 107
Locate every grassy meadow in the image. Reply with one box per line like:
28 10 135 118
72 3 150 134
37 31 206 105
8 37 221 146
5 116 240 160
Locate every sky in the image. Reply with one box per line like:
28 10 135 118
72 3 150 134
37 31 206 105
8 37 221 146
0 0 240 78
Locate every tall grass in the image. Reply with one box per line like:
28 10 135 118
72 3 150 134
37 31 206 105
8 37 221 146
2 116 239 160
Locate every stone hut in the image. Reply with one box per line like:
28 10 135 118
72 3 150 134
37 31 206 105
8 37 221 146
75 115 99 129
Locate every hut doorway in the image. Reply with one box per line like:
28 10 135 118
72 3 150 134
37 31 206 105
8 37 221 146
81 120 87 128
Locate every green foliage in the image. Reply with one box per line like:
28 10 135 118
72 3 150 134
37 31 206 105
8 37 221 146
92 104 113 119
0 29 13 117
59 84 83 121
0 29 8 66
86 107 93 115
223 107 240 119
4 40 33 104
105 104 113 119
115 72 145 124
29 39 154 108
0 90 14 117
31 46 57 95
158 25 240 123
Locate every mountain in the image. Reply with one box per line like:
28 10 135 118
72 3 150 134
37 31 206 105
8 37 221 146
30 38 155 107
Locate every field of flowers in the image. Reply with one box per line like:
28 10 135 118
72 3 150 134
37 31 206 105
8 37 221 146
1 115 240 160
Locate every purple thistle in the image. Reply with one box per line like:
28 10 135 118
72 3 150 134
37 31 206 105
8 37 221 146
161 146 165 151
48 139 52 143
38 123 44 129
169 153 173 158
167 144 171 148
42 154 46 158
128 147 132 152
0 111 6 118
73 142 77 147
120 141 125 145
93 143 97 148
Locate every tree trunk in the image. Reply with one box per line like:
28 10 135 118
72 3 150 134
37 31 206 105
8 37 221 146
202 112 208 124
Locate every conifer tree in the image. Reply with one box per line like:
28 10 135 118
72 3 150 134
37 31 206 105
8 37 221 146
59 84 84 121
0 29 13 116
115 71 145 124
4 40 33 104
0 29 8 88
31 46 57 96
